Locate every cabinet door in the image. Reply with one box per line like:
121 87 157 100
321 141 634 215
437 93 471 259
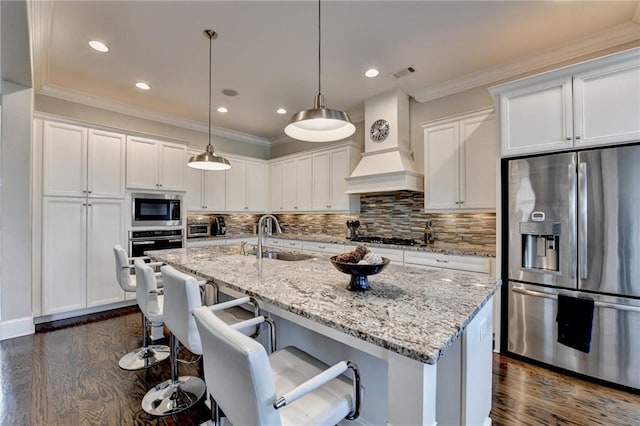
312 152 331 210
424 122 461 210
42 197 87 314
460 114 496 210
282 159 297 211
296 156 313 211
159 143 186 191
246 162 266 212
88 129 125 198
42 121 87 197
270 162 284 212
203 170 226 211
225 157 247 211
330 148 352 211
573 60 640 148
185 151 205 211
499 77 573 156
86 199 125 307
126 136 159 189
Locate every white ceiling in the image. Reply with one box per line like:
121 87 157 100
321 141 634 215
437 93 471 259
31 1 640 143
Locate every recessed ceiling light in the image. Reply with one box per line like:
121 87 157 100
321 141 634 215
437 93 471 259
365 68 379 78
222 89 238 97
217 106 228 113
135 82 151 90
276 108 287 115
89 40 109 53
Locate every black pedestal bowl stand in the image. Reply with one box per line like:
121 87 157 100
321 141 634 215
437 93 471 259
330 256 390 291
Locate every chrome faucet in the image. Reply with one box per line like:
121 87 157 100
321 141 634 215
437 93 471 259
256 214 283 259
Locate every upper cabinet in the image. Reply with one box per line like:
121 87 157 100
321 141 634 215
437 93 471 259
126 136 186 191
185 149 226 212
271 143 360 214
225 156 267 213
42 121 125 198
422 109 496 211
491 47 640 157
312 146 360 212
283 156 312 212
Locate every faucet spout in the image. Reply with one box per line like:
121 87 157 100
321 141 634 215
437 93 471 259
257 215 282 259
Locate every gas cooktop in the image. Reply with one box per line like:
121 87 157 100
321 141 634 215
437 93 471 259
350 236 419 246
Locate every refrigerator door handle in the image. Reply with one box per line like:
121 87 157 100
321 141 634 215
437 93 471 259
578 162 588 279
569 163 577 279
512 287 640 313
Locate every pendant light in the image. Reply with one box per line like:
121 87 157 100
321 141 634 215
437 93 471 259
187 30 231 171
284 0 355 142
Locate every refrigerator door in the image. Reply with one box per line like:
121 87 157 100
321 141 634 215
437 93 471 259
508 281 640 390
508 153 577 288
578 145 640 297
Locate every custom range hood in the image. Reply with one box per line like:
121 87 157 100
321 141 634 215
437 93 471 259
345 90 423 194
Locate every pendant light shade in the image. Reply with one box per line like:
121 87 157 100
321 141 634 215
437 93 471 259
285 0 355 143
188 30 231 171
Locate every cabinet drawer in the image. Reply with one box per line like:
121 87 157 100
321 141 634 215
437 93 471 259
282 240 303 250
404 251 490 274
263 237 283 248
302 241 345 254
358 246 403 263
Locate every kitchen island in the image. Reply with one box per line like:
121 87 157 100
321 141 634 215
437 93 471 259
148 245 500 426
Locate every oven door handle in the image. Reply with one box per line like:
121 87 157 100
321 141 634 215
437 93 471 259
132 241 156 246
168 239 183 244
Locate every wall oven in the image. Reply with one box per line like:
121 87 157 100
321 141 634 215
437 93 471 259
129 229 184 258
132 193 182 227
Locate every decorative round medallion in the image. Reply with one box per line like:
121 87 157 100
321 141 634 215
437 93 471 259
369 119 390 142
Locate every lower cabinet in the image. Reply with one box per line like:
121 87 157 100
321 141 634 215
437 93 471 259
42 197 125 315
403 250 492 275
301 241 346 255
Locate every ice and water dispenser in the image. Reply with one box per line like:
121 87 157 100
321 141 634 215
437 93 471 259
520 212 560 272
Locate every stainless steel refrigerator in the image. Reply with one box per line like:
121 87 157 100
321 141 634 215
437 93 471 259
506 144 640 390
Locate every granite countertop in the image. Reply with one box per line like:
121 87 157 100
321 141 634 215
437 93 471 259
187 233 495 257
147 245 501 364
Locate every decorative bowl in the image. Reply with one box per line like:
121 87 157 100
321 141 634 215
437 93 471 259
330 256 390 291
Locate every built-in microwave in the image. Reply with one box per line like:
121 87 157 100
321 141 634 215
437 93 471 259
132 193 182 227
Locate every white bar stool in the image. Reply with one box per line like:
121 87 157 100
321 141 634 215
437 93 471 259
142 265 258 416
193 306 361 426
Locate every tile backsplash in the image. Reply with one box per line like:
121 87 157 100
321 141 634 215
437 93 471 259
187 191 495 252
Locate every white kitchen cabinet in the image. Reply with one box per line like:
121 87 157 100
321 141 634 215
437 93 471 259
422 109 495 211
225 156 267 213
270 161 284 212
302 241 345 255
126 136 186 191
185 149 226 212
42 122 125 198
404 251 491 275
42 197 126 314
312 147 360 212
283 156 312 212
492 48 640 157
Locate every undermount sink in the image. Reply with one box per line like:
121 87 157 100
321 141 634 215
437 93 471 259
261 251 315 262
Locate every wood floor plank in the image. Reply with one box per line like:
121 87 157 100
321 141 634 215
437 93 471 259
0 310 638 425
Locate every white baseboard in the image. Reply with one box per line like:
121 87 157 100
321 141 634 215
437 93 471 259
1 316 35 340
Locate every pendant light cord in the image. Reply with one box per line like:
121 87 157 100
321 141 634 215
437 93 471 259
318 0 321 96
208 32 213 148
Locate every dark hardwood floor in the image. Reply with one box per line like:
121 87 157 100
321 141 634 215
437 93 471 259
1 309 638 425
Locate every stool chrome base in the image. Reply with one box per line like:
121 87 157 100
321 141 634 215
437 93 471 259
141 376 206 416
118 345 170 371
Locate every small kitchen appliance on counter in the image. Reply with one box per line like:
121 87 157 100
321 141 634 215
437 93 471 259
211 216 226 236
346 220 360 239
187 217 211 238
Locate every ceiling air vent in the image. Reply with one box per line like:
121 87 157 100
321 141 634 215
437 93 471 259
390 66 416 80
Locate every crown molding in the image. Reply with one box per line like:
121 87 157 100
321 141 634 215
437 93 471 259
37 84 272 147
412 21 640 103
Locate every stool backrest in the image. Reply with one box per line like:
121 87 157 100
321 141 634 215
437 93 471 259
113 245 135 292
160 265 203 355
133 258 161 320
193 306 280 426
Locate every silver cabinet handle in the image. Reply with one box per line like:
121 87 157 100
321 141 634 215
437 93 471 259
436 259 449 263
566 137 572 141
575 136 581 140
318 245 326 249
